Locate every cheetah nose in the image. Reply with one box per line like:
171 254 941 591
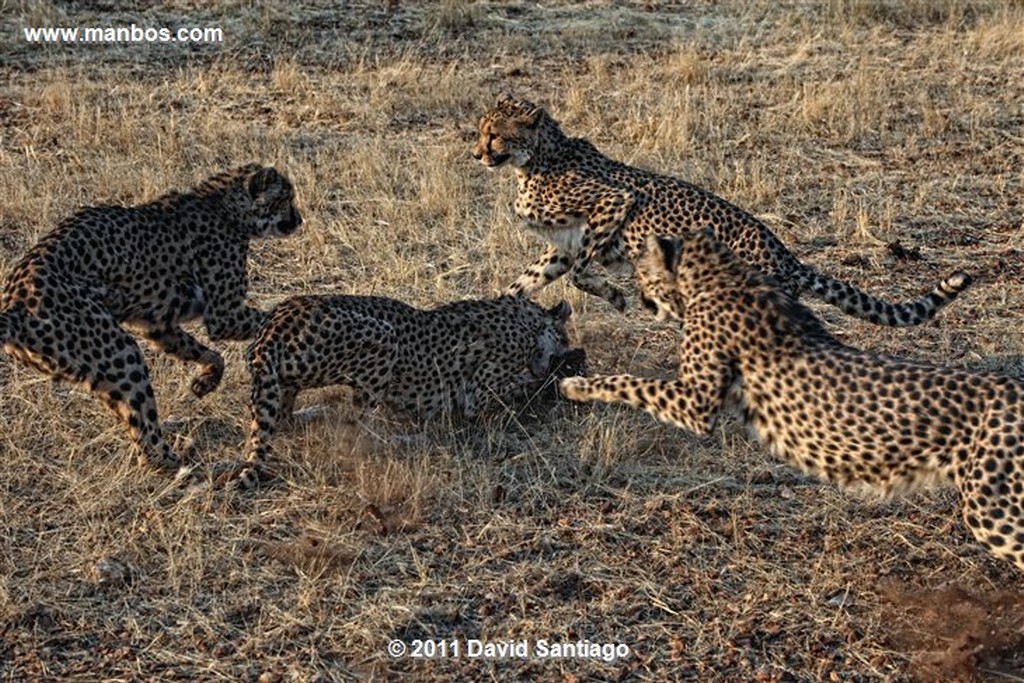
278 211 302 235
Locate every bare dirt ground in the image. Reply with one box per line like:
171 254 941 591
1 1 1023 681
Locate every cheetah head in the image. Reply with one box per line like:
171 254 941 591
527 300 588 399
472 94 544 169
529 300 574 379
241 166 303 238
637 235 688 322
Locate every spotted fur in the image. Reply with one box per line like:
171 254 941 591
0 164 302 470
561 230 1024 571
473 94 970 326
242 294 579 483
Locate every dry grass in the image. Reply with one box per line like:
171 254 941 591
1 1 1024 680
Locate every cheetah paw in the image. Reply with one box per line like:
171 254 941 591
209 460 275 490
607 289 628 312
558 376 590 401
190 369 224 398
291 405 327 424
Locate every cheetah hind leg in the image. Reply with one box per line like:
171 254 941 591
233 366 298 489
87 337 187 471
956 445 1024 572
10 300 187 470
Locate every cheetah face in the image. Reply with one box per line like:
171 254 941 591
472 95 542 169
245 167 303 238
529 300 573 379
637 235 687 322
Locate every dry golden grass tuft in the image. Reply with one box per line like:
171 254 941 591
2 1 1024 680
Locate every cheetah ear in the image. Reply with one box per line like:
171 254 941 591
548 300 572 322
246 166 279 200
653 235 682 279
496 92 542 128
519 105 542 128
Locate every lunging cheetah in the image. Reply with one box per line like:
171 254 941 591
561 230 1022 571
473 94 970 325
0 164 302 470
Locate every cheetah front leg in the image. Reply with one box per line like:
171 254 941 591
561 189 635 311
506 246 573 298
200 268 270 343
561 375 724 435
561 343 736 436
144 327 225 398
204 303 268 342
508 239 628 310
567 230 628 312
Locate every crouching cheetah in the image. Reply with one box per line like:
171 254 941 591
241 294 583 484
473 94 970 326
561 231 1024 571
0 164 302 470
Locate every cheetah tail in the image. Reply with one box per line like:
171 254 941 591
802 267 972 327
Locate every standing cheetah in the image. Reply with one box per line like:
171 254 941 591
473 94 970 325
0 164 302 470
561 231 1023 571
